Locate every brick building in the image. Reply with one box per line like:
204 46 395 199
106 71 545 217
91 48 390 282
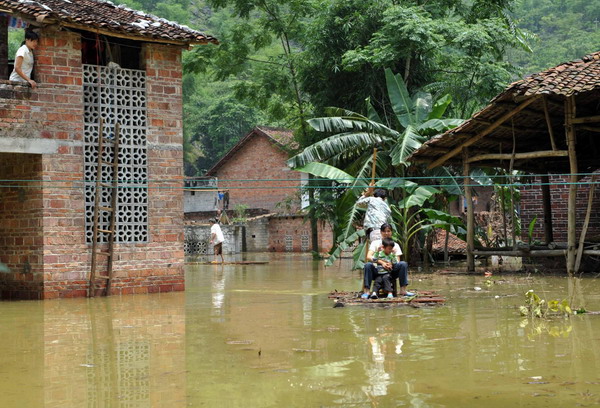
206 126 302 212
521 174 600 244
196 126 333 253
0 0 217 299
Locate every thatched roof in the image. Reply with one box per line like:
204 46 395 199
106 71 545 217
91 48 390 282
409 51 600 174
0 0 218 45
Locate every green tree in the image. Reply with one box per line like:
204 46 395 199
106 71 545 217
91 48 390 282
299 0 529 120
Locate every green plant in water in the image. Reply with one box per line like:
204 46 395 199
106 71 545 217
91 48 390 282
527 216 537 245
519 290 573 319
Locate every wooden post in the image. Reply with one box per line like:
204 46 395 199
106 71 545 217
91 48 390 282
565 96 578 276
540 174 554 244
463 148 475 272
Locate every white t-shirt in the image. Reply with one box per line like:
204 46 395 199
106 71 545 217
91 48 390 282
369 239 402 259
210 223 224 244
10 44 34 82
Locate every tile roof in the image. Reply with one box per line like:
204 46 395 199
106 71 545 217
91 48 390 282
409 50 600 173
511 51 600 97
1 0 218 45
205 127 297 176
256 126 298 150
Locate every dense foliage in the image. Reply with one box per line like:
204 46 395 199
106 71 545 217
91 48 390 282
115 0 600 175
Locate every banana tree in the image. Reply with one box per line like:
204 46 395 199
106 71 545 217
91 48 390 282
289 68 464 268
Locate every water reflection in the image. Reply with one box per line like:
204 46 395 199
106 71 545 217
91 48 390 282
1 255 600 407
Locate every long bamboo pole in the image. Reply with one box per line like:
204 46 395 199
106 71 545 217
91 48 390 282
565 96 578 276
463 148 475 272
575 174 597 272
465 150 568 163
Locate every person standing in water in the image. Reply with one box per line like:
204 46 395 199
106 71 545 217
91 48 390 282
209 218 225 264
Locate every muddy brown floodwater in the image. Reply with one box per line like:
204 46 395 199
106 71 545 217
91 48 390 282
1 253 600 407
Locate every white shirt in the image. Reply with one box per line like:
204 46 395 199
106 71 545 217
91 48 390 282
369 239 402 259
10 44 34 82
211 223 224 244
357 196 391 230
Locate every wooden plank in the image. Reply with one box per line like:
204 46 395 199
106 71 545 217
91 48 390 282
465 150 568 163
427 96 540 169
328 290 446 305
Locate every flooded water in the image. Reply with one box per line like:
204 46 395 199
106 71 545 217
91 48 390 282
1 253 600 407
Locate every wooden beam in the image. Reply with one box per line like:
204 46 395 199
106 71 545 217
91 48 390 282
473 249 567 257
565 96 578 275
540 174 554 245
571 115 600 124
463 148 475 272
465 150 568 164
542 97 558 150
428 96 540 169
577 126 600 132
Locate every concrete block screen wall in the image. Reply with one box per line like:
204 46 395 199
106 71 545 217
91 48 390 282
0 29 185 299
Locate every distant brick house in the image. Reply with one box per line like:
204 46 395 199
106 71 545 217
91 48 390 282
205 126 302 212
200 126 333 253
0 0 217 299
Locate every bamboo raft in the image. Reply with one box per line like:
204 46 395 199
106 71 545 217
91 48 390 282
328 290 446 306
191 261 269 265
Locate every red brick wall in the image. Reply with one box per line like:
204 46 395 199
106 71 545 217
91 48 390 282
521 174 600 243
0 30 185 299
267 216 333 253
214 135 300 212
0 153 44 299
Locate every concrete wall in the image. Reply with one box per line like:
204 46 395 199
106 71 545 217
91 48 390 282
0 30 185 299
245 216 269 252
184 215 333 255
184 224 244 255
521 174 600 244
184 190 217 213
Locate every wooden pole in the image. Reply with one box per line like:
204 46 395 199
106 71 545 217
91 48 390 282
463 148 475 272
540 174 554 244
542 96 558 151
575 174 597 272
565 96 578 276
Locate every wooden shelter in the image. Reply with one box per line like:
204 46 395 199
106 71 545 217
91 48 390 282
409 51 600 274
